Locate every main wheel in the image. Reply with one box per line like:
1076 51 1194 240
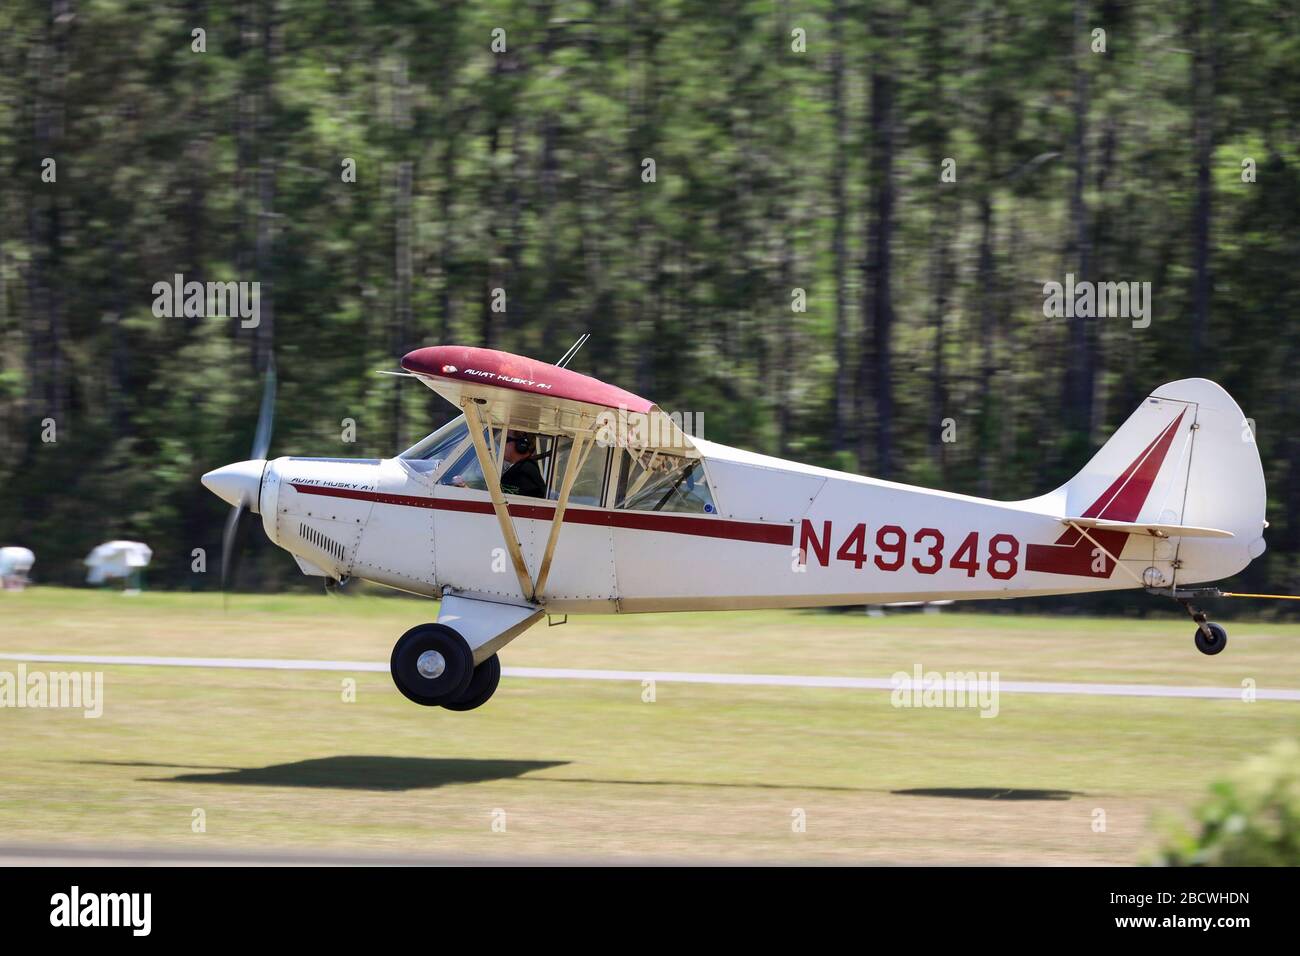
1194 622 1228 656
442 654 502 712
390 623 474 706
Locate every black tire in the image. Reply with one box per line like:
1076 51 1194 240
390 623 474 706
1194 622 1228 656
442 654 502 712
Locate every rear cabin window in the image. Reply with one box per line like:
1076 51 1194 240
616 454 715 514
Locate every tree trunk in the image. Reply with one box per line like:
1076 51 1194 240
25 0 71 433
859 40 896 479
1190 0 1217 355
252 0 279 375
976 191 996 497
184 0 209 335
481 52 507 351
392 53 414 450
829 0 851 453
438 136 457 340
925 4 951 478
1063 0 1093 442
233 0 256 344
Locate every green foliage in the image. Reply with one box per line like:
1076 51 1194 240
0 0 1296 599
1154 740 1300 866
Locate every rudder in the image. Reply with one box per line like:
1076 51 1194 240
1045 379 1266 586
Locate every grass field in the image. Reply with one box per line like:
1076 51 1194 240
1 587 1297 863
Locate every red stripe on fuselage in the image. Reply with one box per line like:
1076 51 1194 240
288 483 794 546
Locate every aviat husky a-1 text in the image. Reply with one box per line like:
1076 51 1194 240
203 339 1269 711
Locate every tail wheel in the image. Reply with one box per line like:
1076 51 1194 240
390 623 474 706
1194 622 1228 656
442 654 502 712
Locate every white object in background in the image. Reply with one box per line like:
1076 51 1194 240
0 547 35 590
85 540 153 591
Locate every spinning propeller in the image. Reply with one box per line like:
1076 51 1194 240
201 359 276 595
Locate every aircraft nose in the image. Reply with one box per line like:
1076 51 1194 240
202 459 267 513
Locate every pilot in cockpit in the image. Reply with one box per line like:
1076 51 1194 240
449 430 547 497
499 432 547 498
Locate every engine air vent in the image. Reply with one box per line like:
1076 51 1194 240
298 522 346 564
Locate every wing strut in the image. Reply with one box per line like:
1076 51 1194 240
532 431 594 601
1062 519 1148 588
493 410 511 473
463 399 600 605
463 400 535 601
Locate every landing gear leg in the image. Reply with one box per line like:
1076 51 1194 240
1149 586 1229 657
1174 593 1228 656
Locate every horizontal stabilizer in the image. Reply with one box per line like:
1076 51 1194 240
1061 517 1234 539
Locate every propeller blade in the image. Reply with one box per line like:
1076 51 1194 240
250 357 276 462
217 357 275 605
221 498 248 599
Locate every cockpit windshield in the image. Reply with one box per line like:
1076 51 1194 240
399 418 468 470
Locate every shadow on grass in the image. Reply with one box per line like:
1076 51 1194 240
74 756 568 792
891 787 1077 801
69 760 1078 798
548 777 879 793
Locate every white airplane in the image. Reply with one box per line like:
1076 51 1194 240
202 341 1268 711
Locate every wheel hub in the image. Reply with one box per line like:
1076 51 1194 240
415 650 446 680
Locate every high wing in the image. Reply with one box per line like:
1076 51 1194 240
400 345 696 458
397 345 698 605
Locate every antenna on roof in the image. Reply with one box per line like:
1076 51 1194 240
554 332 590 369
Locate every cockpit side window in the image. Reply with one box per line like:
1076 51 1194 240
437 428 491 490
546 436 610 505
616 453 716 514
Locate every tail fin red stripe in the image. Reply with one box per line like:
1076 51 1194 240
1025 408 1188 577
1084 409 1186 522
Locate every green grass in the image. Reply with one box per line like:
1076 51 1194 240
0 587 1297 862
